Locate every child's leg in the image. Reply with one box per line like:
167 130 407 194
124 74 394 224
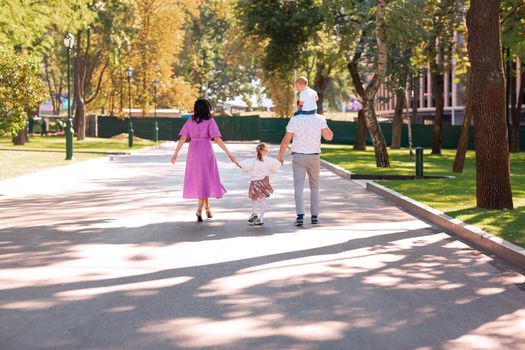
257 198 266 222
251 199 258 215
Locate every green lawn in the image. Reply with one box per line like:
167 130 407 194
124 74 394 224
0 136 156 180
0 151 101 180
0 136 155 153
321 145 525 247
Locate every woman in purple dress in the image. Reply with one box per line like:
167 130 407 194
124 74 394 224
171 99 238 222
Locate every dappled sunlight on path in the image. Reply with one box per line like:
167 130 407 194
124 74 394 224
0 144 524 350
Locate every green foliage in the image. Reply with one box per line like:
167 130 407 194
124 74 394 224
502 0 525 58
0 48 44 135
73 0 139 113
239 0 323 73
409 0 465 73
175 0 257 106
0 0 93 49
384 0 423 91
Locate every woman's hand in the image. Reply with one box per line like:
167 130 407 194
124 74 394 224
171 154 177 164
229 154 240 168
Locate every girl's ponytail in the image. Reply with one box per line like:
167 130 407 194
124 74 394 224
256 143 267 161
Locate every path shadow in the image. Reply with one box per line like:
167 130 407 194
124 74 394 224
1 144 524 350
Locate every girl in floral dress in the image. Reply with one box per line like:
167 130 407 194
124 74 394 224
238 143 281 226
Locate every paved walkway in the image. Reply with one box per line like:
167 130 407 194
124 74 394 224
0 143 524 350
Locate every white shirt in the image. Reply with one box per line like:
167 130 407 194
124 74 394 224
286 114 328 154
239 157 281 181
299 87 319 111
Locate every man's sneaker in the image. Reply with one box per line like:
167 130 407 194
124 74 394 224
294 215 304 227
248 214 258 223
250 218 264 226
311 216 319 225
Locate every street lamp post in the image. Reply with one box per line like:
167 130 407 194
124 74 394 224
63 33 75 160
153 80 159 144
126 67 134 148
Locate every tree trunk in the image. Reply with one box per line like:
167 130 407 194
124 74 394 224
75 96 86 140
313 60 328 114
363 99 390 167
505 47 511 135
510 67 523 153
73 32 81 134
12 127 29 145
347 0 389 166
354 109 367 150
411 74 420 124
467 0 513 210
431 71 445 154
453 71 473 173
120 83 124 112
12 108 36 145
73 31 87 140
391 88 405 149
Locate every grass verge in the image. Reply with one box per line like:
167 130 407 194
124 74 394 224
0 136 155 153
0 151 101 180
321 145 525 247
0 136 156 180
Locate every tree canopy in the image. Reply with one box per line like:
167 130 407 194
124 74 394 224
0 48 44 135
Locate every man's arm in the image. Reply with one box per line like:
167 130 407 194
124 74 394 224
321 127 334 141
277 132 294 165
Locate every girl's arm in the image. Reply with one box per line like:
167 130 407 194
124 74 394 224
171 136 187 164
268 157 282 174
213 137 240 167
239 160 254 174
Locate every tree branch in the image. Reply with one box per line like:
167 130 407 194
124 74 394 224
501 3 525 25
85 63 108 105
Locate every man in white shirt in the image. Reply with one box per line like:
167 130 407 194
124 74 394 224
278 80 334 226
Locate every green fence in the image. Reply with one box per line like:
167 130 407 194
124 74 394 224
97 115 525 150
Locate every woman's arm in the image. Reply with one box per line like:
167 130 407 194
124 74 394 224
170 136 187 164
213 137 240 167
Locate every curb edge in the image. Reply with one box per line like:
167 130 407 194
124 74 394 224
320 157 525 270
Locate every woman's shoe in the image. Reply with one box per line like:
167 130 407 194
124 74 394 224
205 208 213 219
196 210 204 222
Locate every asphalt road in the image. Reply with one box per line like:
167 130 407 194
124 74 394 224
0 143 524 350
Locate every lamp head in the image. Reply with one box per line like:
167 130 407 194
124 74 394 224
126 67 133 78
63 33 74 49
153 80 158 90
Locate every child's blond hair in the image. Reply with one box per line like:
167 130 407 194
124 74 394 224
295 76 309 86
256 142 268 161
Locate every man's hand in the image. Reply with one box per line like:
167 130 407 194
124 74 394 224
278 132 293 165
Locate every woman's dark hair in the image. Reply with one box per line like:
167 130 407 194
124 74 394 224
192 99 213 123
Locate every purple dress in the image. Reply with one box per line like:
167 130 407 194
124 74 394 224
179 118 227 199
